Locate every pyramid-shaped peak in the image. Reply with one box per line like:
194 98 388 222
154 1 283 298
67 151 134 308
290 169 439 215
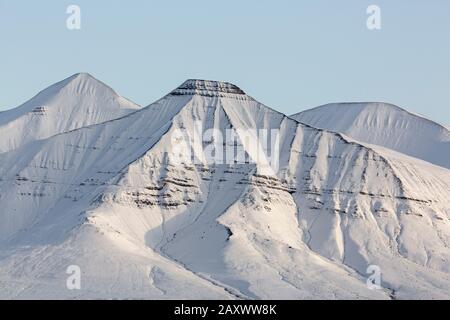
62 72 109 87
171 79 246 97
40 72 127 100
71 72 95 79
56 72 94 85
7 72 139 119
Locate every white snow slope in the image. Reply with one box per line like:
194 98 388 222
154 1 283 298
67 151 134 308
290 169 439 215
0 79 449 300
0 73 140 154
291 102 450 169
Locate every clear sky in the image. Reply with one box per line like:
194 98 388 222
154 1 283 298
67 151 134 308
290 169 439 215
0 0 449 125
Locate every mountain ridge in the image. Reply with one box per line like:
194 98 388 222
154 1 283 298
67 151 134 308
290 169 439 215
294 101 450 133
0 76 449 299
291 102 450 169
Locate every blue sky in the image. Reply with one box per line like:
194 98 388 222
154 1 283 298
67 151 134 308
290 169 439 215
0 0 449 124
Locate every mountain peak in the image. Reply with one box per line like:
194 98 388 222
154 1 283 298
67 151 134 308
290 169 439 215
299 102 449 132
170 79 246 97
70 72 95 80
61 72 110 91
0 73 140 153
291 101 450 169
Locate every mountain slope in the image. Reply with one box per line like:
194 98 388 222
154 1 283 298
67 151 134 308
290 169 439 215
291 102 450 169
0 81 449 299
0 73 140 153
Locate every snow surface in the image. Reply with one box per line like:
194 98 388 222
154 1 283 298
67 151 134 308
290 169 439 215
0 79 449 299
291 102 450 169
0 73 140 154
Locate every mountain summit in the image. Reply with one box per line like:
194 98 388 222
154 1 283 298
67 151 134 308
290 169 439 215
171 79 246 96
0 73 140 153
291 102 450 169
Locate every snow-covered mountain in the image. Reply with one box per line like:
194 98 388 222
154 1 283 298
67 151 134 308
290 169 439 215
0 79 449 299
0 73 140 153
291 102 450 169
